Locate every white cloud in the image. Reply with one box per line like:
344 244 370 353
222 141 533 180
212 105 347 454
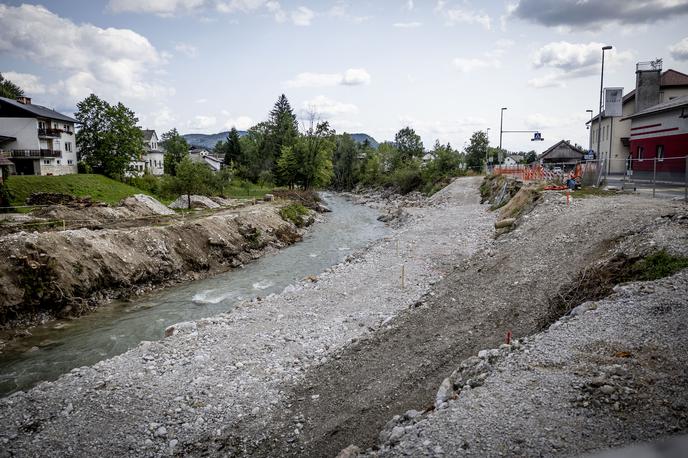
291 6 314 26
342 68 371 85
286 68 371 87
224 116 254 130
453 57 500 73
0 4 170 103
405 0 414 11
532 41 633 80
303 95 358 117
2 71 46 94
525 113 562 129
437 3 491 30
174 42 198 58
216 0 270 13
108 0 206 15
188 115 217 130
393 21 422 28
327 2 371 23
670 37 688 61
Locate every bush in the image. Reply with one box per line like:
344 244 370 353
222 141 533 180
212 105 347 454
77 161 92 174
386 165 423 194
279 203 310 227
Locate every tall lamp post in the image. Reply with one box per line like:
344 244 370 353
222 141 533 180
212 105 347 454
596 45 613 173
499 107 507 153
485 127 491 171
586 109 594 153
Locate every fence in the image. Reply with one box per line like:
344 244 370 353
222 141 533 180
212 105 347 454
493 155 688 201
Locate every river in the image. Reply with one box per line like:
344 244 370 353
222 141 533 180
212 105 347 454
0 194 387 396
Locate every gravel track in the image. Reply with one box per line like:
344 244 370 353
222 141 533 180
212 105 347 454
0 177 494 457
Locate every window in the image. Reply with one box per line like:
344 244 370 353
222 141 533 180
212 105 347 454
65 142 72 152
38 121 46 129
56 160 61 165
43 159 51 165
637 146 644 161
656 145 664 162
67 159 73 165
54 139 61 150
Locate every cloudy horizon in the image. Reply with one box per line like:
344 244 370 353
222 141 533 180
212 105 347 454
1 0 687 152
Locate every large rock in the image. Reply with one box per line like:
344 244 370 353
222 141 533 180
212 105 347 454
169 195 221 209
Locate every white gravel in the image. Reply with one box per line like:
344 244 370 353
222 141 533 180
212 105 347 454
0 177 495 457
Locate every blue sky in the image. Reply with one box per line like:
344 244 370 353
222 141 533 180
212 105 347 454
1 0 688 152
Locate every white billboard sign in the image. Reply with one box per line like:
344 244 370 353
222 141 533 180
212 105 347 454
604 87 624 117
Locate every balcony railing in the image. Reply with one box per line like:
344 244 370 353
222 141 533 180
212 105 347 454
9 149 62 158
38 128 63 137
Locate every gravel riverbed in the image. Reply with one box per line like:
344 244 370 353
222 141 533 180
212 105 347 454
0 177 494 457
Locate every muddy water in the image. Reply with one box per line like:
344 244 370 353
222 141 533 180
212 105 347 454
0 194 386 396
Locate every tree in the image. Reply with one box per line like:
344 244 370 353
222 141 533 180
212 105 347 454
0 73 24 99
394 127 424 166
276 145 299 189
224 127 242 167
75 94 143 179
290 118 335 190
238 122 271 182
262 94 299 174
524 150 537 164
161 128 189 176
332 133 358 190
172 156 214 208
464 130 489 171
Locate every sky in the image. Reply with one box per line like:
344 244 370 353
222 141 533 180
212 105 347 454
1 0 688 153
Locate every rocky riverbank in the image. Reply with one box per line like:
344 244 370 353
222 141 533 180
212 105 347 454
0 202 313 330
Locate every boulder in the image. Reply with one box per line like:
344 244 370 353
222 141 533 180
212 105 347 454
169 195 221 209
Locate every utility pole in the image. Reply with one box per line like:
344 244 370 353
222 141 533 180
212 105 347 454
597 45 612 177
499 107 507 153
586 109 593 152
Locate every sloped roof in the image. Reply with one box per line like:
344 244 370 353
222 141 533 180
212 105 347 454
0 96 76 123
141 129 156 141
539 140 584 159
621 94 688 120
661 69 688 86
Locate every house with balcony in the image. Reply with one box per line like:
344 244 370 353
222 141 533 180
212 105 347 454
0 96 78 175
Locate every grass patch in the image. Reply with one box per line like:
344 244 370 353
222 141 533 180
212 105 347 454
279 203 310 227
621 250 688 282
6 174 149 206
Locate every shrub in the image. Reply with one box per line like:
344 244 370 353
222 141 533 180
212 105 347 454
279 203 310 227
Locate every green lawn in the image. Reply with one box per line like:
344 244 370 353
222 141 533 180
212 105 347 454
6 174 149 206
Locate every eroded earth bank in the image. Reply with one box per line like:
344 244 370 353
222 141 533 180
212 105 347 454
1 176 687 457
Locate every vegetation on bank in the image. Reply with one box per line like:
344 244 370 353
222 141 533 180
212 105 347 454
5 174 150 206
279 203 311 227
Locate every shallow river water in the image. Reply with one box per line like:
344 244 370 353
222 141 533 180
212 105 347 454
0 194 386 396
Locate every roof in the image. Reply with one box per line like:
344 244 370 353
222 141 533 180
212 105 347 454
141 129 156 141
621 95 688 120
0 156 14 166
0 135 16 145
539 140 584 159
0 96 76 123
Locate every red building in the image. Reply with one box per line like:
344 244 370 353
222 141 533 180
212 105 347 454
622 95 688 181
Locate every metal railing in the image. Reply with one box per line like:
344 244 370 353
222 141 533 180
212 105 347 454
37 128 62 137
8 149 62 158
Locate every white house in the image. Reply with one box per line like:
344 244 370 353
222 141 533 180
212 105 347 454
189 148 223 172
130 129 165 176
0 96 78 175
503 155 521 166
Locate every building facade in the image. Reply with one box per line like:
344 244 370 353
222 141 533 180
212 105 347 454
622 95 688 181
129 129 165 176
587 62 688 175
0 96 78 175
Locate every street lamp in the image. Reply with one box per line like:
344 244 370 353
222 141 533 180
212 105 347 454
499 107 507 153
586 109 593 152
596 45 612 170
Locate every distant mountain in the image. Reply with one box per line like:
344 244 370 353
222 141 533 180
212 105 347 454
182 131 246 150
349 133 379 148
183 131 379 150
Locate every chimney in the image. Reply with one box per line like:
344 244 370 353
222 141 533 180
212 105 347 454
635 59 662 113
16 96 31 105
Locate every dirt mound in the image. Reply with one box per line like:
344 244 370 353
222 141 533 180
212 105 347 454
209 196 242 207
480 174 522 209
120 194 175 216
169 195 221 209
26 192 105 208
271 189 322 210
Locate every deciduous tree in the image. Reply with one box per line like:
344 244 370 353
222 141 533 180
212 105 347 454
161 128 189 176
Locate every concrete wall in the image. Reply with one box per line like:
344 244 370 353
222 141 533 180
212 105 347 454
0 118 40 150
635 70 661 112
38 160 78 176
143 151 164 176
